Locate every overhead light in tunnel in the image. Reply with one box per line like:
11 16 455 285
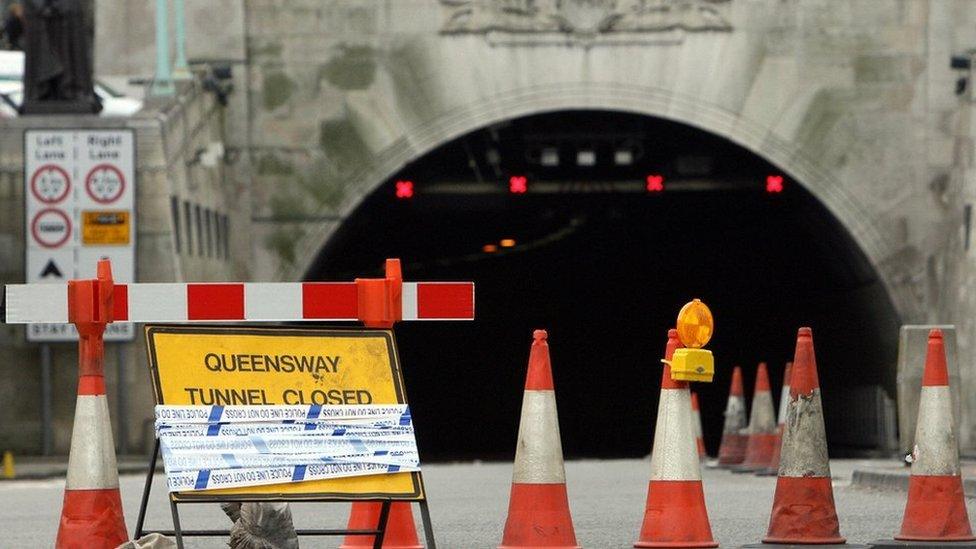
645 174 665 192
482 244 498 253
509 175 528 194
541 147 560 167
500 238 516 248
614 149 634 165
766 175 784 193
395 180 414 199
576 149 596 167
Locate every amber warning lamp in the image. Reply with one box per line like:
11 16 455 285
666 298 715 382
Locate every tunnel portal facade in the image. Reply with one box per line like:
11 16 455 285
0 0 968 455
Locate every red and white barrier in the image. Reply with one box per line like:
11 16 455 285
3 281 474 323
54 261 128 549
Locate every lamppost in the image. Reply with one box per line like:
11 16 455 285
150 0 174 96
172 0 191 79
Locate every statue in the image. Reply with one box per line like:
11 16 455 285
21 0 101 114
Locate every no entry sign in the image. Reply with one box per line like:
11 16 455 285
24 129 136 342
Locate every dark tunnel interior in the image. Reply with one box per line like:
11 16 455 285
307 111 901 461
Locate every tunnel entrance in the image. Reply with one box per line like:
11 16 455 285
308 111 900 461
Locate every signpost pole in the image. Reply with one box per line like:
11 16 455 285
40 343 52 455
116 344 128 455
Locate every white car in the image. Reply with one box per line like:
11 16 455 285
0 50 143 117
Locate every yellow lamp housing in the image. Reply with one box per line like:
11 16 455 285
669 348 715 382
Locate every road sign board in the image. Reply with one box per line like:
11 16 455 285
25 129 136 342
146 325 425 500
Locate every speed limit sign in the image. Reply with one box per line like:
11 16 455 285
85 163 126 204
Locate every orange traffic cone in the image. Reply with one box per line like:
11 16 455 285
715 366 747 467
499 330 579 549
340 503 423 549
691 392 706 458
56 260 128 549
733 363 777 473
871 329 976 548
749 327 864 548
634 329 718 548
758 362 792 477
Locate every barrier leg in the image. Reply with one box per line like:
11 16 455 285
135 439 160 538
170 499 185 549
419 500 436 549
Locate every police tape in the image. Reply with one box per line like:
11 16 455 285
160 450 420 472
156 404 419 492
155 404 411 424
161 435 417 454
156 421 414 438
166 461 420 492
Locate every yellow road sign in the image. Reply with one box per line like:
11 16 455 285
145 325 423 501
82 210 130 245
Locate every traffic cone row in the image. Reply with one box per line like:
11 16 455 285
52 319 976 548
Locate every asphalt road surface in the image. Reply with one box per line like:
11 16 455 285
2 459 966 548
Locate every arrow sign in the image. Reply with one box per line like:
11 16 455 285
40 259 63 279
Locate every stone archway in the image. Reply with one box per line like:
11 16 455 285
281 83 915 321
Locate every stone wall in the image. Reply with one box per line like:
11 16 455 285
237 0 957 330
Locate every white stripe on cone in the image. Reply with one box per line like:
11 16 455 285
693 406 704 444
913 385 961 475
748 391 777 434
65 395 120 490
722 396 746 434
512 390 566 484
778 389 830 478
650 389 701 481
776 381 790 426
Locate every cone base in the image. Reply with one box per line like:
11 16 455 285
734 433 778 473
636 542 719 548
499 483 579 549
763 477 844 545
55 488 128 549
716 433 748 466
340 501 423 549
635 480 718 548
897 475 975 542
742 542 876 549
871 541 976 548
500 546 581 549
756 467 779 477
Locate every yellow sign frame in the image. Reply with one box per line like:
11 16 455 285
144 324 425 503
